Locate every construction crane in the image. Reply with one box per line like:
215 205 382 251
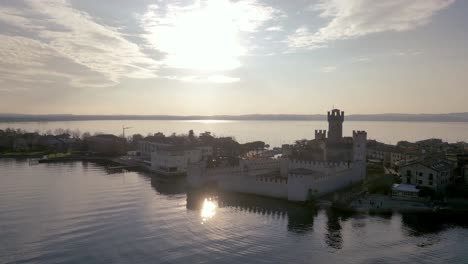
122 126 132 139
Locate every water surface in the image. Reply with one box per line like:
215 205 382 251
1 159 468 263
1 120 467 146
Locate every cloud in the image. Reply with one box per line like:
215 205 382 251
288 0 455 50
0 35 54 67
321 66 337 73
0 35 117 88
0 0 284 86
354 57 371 63
265 26 283 32
0 0 159 87
139 0 283 71
165 75 240 83
0 6 44 31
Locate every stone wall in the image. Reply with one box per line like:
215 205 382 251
188 158 366 202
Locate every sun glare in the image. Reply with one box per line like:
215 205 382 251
145 0 246 71
201 198 218 222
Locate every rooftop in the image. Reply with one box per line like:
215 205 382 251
392 184 419 193
401 157 453 172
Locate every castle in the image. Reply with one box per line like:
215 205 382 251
187 109 367 202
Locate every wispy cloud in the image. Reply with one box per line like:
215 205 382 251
166 75 240 83
265 26 283 32
0 0 159 87
321 66 337 73
288 0 455 50
0 35 118 88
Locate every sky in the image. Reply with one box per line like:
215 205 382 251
0 0 467 115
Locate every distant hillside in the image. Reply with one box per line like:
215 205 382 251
0 113 467 122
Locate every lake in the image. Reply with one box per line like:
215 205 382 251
1 159 468 264
0 120 467 146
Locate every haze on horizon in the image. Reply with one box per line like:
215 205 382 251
1 0 467 116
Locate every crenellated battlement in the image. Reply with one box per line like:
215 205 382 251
327 109 345 121
239 159 280 167
328 109 344 142
353 130 367 138
204 166 241 176
315 129 327 140
288 159 351 170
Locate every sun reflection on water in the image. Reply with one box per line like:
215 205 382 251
201 198 218 223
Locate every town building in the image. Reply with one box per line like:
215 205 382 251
138 134 213 175
399 158 454 193
150 145 212 175
85 134 126 155
391 183 425 201
367 140 402 167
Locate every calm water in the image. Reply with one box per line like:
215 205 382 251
1 120 467 146
1 159 468 264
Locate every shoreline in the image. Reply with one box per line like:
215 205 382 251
3 156 468 215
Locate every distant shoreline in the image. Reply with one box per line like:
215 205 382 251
0 113 467 123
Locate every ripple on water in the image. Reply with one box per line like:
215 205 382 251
2 159 468 264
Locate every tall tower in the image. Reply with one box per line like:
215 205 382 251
352 130 367 161
327 109 344 143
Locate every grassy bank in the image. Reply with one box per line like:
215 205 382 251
0 151 49 158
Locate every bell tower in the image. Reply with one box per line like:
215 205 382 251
327 109 344 143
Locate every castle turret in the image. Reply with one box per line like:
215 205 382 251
327 109 344 143
352 130 367 161
315 130 326 140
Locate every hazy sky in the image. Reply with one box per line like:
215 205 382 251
0 0 467 115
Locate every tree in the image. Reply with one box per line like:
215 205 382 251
154 132 165 138
131 134 144 148
188 129 195 142
242 141 266 152
199 131 214 145
82 132 91 139
71 129 81 139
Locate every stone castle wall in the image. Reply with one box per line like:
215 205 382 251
188 158 366 202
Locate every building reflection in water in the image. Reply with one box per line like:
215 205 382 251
150 175 187 195
325 209 342 250
325 208 357 250
401 212 468 236
146 173 468 251
186 189 317 233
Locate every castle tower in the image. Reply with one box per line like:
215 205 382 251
352 130 367 161
315 130 326 140
327 109 344 143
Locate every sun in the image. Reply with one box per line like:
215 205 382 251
144 0 246 71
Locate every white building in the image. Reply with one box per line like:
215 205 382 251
138 140 172 158
399 158 454 193
151 146 213 175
